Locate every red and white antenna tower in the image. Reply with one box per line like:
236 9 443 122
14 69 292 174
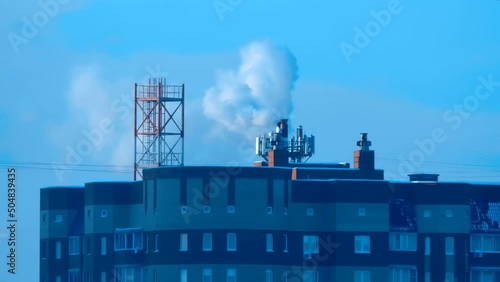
134 78 185 180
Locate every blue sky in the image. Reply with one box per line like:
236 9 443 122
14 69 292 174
1 0 500 280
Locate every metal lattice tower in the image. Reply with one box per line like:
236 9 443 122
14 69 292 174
134 78 184 180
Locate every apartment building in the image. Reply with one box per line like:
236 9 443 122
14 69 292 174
40 134 500 282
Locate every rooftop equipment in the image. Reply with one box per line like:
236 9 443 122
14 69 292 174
256 119 315 165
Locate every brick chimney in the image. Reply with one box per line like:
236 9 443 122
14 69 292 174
354 133 375 169
268 149 289 167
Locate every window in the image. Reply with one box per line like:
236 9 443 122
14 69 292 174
303 271 318 282
55 214 63 222
180 233 188 251
181 206 188 214
101 236 107 255
114 266 142 282
69 236 80 255
283 271 290 282
101 272 106 282
266 234 274 252
41 241 46 259
114 229 143 251
68 269 80 282
303 235 319 258
83 236 90 255
423 210 431 218
87 209 91 217
83 272 91 282
227 233 237 251
471 234 500 253
389 233 417 251
355 235 370 254
56 241 61 259
227 206 235 213
203 206 211 214
471 268 500 281
155 234 160 252
227 269 236 282
445 210 453 217
153 183 158 215
284 234 289 252
358 208 366 216
42 214 46 223
445 272 454 282
266 269 273 282
425 237 430 255
144 184 149 215
100 210 108 218
354 271 371 282
307 208 314 216
267 207 273 214
445 237 454 255
203 268 212 282
390 266 417 282
180 269 187 282
203 233 212 251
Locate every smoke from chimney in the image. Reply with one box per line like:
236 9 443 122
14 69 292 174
202 40 299 141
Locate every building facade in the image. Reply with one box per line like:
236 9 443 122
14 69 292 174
40 136 500 282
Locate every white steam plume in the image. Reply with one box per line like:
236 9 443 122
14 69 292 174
203 40 299 140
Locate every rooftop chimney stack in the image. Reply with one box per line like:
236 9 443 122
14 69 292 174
279 119 289 139
354 133 375 170
297 126 303 141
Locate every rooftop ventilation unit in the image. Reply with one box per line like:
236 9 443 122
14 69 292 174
409 174 439 183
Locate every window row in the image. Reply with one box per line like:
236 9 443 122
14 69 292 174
422 209 456 218
171 233 283 252
46 233 500 260
46 207 467 223
44 210 108 224
55 267 449 282
159 267 419 282
52 268 311 282
355 234 456 255
184 268 318 282
47 207 472 225
189 268 237 282
47 266 500 282
179 206 314 216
